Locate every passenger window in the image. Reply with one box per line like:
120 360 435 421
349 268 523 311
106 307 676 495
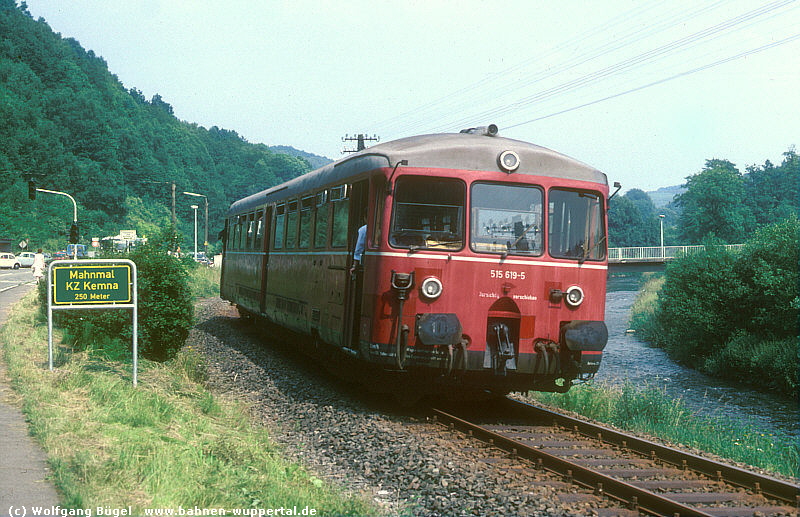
238 214 249 250
274 204 285 250
330 185 349 248
246 212 256 249
227 218 237 250
286 200 298 248
254 209 264 250
299 196 313 249
314 191 329 249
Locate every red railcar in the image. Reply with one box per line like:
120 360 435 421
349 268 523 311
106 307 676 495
221 127 609 398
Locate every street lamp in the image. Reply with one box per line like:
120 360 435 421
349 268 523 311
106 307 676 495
190 204 199 260
35 187 79 259
659 214 666 259
183 191 208 253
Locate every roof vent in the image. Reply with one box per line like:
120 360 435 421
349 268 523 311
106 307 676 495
459 124 498 137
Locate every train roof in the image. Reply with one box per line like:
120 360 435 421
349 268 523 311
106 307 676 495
229 131 607 215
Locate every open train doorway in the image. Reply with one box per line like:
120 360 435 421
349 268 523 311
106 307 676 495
344 180 369 350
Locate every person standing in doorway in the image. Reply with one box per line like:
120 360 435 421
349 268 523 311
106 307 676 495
350 212 367 277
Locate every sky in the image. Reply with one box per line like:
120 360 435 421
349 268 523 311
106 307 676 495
21 0 800 192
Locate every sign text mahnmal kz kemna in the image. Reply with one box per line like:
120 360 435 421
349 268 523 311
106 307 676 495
52 264 132 304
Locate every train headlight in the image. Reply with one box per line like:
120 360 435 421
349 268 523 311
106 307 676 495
498 150 520 172
420 277 443 300
564 286 584 308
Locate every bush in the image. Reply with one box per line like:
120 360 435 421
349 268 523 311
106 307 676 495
633 216 799 396
645 241 743 365
703 331 798 394
41 237 194 362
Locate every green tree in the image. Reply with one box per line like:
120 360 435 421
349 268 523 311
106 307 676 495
607 190 661 247
743 148 800 228
675 159 751 243
0 2 313 252
608 195 645 247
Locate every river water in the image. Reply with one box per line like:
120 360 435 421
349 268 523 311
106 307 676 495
594 266 799 440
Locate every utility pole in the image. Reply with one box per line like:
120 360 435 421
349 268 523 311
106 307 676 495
342 133 379 154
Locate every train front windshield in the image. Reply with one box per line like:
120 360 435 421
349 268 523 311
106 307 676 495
471 183 543 256
548 188 606 261
390 176 465 250
389 177 605 261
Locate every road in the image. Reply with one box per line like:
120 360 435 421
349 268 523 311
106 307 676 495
0 267 37 304
0 266 61 509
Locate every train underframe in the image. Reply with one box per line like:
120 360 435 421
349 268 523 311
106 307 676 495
238 303 607 400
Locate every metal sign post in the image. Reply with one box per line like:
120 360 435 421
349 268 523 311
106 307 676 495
47 259 139 386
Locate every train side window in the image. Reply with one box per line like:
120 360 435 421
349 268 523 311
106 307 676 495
228 217 238 251
246 212 256 249
389 176 464 250
254 209 264 250
299 196 313 249
371 176 386 248
238 213 250 250
286 200 298 248
274 204 285 250
314 191 329 249
330 185 350 248
548 188 606 261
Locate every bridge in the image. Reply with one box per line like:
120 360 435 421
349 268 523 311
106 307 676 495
607 244 744 264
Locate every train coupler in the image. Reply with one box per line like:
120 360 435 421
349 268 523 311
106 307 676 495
486 322 517 375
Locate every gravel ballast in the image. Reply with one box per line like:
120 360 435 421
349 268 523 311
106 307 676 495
192 298 628 516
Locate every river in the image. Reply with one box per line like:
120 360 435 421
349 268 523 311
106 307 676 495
594 266 799 440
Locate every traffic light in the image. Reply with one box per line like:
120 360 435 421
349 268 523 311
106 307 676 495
69 222 79 244
28 180 36 200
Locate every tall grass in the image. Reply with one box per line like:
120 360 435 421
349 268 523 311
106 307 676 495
529 383 799 479
188 264 221 299
0 292 375 514
627 273 664 333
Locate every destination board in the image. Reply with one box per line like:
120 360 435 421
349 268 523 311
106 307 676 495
52 264 132 304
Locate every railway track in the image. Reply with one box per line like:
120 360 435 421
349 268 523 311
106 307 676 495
432 398 799 516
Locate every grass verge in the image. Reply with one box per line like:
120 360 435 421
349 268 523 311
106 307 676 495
528 382 799 479
0 291 376 515
188 264 221 299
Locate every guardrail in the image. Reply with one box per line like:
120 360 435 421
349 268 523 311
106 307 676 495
608 244 744 263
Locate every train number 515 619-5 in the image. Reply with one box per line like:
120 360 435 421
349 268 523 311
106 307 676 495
490 270 526 280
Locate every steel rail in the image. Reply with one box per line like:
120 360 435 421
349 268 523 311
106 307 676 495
432 408 712 517
499 398 800 505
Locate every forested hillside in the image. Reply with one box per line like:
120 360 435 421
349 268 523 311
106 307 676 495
0 1 313 252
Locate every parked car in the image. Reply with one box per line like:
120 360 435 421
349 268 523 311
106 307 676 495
17 251 36 268
0 252 21 269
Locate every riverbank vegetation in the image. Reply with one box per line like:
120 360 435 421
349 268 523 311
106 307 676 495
529 382 799 479
0 288 374 515
629 216 798 397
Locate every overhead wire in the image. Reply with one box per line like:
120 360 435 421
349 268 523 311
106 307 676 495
502 32 800 130
429 0 797 134
385 0 728 137
372 0 666 134
376 0 798 139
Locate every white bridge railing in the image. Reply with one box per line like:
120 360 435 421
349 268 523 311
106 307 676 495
607 244 744 263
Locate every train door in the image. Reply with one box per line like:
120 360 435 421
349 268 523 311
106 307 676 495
343 180 369 349
259 206 272 314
